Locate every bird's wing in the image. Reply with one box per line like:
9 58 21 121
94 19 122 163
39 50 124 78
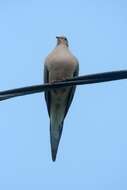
44 63 51 116
64 62 79 118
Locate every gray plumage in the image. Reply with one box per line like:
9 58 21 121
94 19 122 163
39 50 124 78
44 36 79 161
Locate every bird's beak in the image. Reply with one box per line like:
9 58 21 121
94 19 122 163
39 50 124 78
56 36 59 39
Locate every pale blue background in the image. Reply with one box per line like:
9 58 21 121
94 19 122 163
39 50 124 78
0 0 127 189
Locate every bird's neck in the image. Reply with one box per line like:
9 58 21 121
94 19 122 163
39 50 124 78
57 42 69 48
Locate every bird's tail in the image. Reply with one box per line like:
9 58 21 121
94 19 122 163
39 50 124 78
50 120 64 162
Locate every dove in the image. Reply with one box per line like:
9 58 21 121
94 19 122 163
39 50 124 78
44 36 79 161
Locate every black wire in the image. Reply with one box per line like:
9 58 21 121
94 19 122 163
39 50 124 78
0 70 127 101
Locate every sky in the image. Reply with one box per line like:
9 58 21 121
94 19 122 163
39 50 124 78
0 0 127 189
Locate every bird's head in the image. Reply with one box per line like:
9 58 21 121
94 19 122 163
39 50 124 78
56 36 69 47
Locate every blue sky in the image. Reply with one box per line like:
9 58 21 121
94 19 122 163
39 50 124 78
0 0 127 189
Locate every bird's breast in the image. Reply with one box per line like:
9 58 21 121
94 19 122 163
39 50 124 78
48 60 76 82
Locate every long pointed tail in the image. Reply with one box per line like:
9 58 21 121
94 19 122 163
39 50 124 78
50 121 63 161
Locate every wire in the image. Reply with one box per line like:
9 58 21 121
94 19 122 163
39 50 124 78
0 70 127 101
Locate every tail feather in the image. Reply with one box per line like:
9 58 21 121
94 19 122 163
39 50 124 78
50 121 64 161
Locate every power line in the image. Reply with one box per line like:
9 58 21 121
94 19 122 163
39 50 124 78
0 70 127 101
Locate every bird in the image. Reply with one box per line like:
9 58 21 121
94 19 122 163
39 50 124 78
44 36 79 161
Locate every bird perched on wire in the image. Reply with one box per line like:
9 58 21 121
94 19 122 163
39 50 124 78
44 36 79 161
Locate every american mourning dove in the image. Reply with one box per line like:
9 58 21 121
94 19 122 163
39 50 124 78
44 36 79 161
